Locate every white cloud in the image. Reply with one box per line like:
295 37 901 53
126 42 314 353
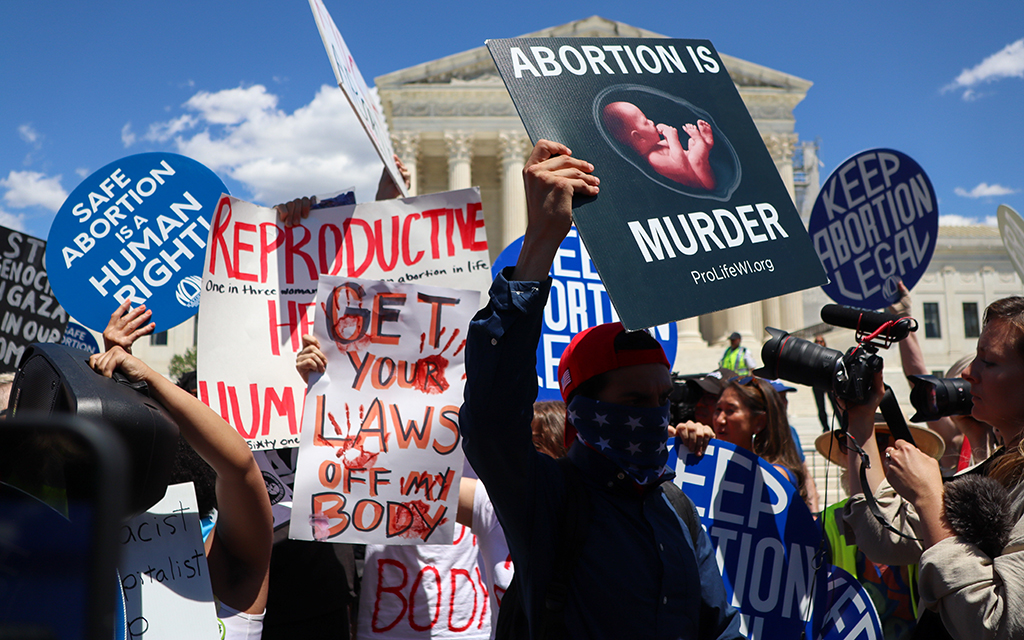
954 183 1017 198
144 114 197 143
940 214 997 226
0 170 67 212
945 39 1024 99
18 124 40 146
184 85 279 125
0 207 27 232
149 84 383 205
121 122 137 147
75 167 90 178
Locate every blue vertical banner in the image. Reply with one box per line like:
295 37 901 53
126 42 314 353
492 228 676 401
808 149 937 309
46 153 227 333
670 440 828 639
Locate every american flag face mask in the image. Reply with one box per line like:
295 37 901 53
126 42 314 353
567 395 674 486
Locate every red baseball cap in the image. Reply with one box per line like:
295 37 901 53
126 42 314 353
557 322 670 445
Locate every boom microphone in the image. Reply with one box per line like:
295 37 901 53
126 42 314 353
820 304 917 342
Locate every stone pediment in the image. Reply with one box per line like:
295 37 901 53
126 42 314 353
374 15 811 93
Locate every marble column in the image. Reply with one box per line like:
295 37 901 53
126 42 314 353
390 131 420 197
444 131 473 191
723 303 756 344
498 131 531 250
764 133 798 202
779 291 804 332
677 316 703 345
762 297 782 333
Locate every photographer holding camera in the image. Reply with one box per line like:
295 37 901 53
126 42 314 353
841 297 1024 640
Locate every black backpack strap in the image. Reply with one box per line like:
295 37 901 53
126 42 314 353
661 481 701 545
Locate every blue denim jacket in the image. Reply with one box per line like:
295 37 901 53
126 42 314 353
460 268 742 640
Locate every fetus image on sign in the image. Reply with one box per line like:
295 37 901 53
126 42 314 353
603 101 717 191
595 84 740 200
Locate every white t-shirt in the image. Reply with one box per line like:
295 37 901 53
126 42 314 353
357 523 490 639
471 482 513 637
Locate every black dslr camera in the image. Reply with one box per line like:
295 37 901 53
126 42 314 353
755 304 917 405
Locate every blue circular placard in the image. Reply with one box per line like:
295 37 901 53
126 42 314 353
808 149 937 309
61 321 100 354
46 153 227 333
492 229 677 401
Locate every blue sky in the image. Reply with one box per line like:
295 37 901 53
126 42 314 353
2 0 1022 241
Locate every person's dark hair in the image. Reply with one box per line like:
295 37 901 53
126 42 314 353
569 330 664 402
726 377 807 505
169 435 218 518
532 400 567 458
980 297 1024 488
176 370 198 395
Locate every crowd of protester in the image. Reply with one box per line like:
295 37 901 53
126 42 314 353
2 140 1020 640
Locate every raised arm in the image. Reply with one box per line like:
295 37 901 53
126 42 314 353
90 347 272 613
102 298 155 353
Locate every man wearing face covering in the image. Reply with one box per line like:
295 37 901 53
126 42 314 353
460 140 741 640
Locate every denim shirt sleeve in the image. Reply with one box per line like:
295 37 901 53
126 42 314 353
460 267 554 552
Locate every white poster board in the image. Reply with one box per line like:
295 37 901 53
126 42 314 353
197 189 490 450
117 482 219 640
307 0 407 197
289 275 478 545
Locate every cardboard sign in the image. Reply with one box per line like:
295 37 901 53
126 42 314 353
998 205 1024 284
488 38 827 330
46 152 227 333
117 482 219 640
197 189 490 450
307 0 407 198
0 227 67 371
808 149 937 309
61 321 99 354
492 228 676 400
816 566 883 640
671 440 827 639
289 275 477 544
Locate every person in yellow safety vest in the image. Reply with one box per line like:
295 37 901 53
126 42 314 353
719 332 755 376
822 500 919 640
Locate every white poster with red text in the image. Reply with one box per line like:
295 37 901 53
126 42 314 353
197 189 490 451
289 275 478 545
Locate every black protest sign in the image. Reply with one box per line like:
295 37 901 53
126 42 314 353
0 227 68 371
488 38 827 330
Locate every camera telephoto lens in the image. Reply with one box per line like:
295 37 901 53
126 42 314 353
908 375 973 422
756 327 845 393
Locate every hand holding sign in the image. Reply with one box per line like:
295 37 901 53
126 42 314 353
515 140 600 281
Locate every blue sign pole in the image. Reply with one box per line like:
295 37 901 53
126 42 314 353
46 153 227 333
492 228 677 400
808 149 937 309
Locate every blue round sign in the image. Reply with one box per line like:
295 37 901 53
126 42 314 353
492 229 676 401
670 440 827 638
61 321 100 354
816 565 883 640
808 149 937 309
46 153 227 333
